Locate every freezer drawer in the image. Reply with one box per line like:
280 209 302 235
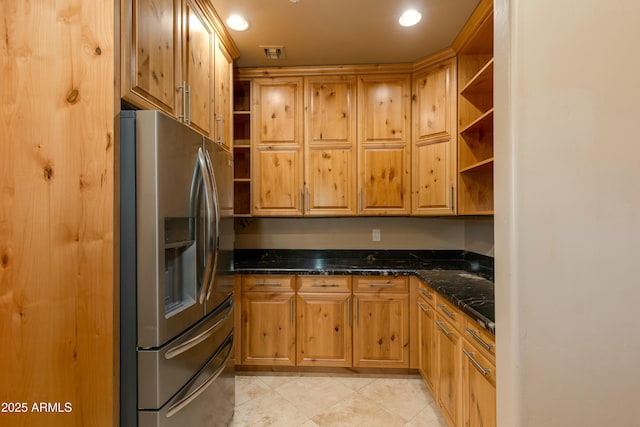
138 295 233 409
139 333 235 427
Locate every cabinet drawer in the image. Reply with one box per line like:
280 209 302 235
417 281 436 307
464 316 496 360
354 276 408 292
242 275 295 292
434 295 464 331
297 275 351 292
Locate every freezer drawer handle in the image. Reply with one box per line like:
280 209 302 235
166 335 233 418
164 306 232 360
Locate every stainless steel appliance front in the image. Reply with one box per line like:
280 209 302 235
120 110 234 427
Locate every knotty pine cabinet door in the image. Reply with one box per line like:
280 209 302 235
252 77 304 215
417 297 437 393
353 293 409 368
435 314 462 427
412 58 457 215
241 292 296 366
462 340 496 427
214 36 234 151
304 76 357 215
182 0 215 138
121 0 182 116
357 74 411 215
296 292 352 367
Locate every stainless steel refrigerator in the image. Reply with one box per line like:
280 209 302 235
120 110 235 427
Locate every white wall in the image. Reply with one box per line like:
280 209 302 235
495 1 640 425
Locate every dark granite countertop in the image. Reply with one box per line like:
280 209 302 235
234 249 495 334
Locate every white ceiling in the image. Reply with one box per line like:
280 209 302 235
212 0 481 68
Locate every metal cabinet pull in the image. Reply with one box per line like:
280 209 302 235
466 328 494 351
437 303 456 319
299 189 303 213
186 85 191 124
463 349 491 376
290 299 294 326
450 183 455 211
359 188 363 212
217 115 223 145
419 288 433 300
355 299 359 325
254 281 282 287
305 188 310 213
367 283 394 288
435 320 452 336
311 282 340 287
179 81 187 122
417 301 430 314
347 296 351 327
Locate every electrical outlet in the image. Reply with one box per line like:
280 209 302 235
372 229 381 242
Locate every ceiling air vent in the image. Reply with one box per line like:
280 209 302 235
261 45 286 60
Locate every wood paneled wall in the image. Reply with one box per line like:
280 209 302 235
0 1 116 426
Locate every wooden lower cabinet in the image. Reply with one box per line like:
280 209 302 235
240 275 296 366
462 340 496 427
435 313 462 427
353 292 409 368
417 297 437 392
296 292 352 366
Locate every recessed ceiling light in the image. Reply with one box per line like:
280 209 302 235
226 14 249 31
399 9 422 27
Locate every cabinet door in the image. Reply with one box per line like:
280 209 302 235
241 292 295 366
357 75 411 215
412 58 457 215
436 314 462 427
296 293 352 367
304 76 357 215
214 35 233 151
182 0 214 138
353 293 409 368
252 78 304 216
417 299 437 393
121 0 181 115
462 340 496 427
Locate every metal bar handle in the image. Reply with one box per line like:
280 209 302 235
435 320 452 336
166 336 233 418
438 303 456 319
253 281 282 287
450 183 455 211
359 188 363 212
417 301 430 314
355 299 359 325
196 148 214 304
419 288 433 300
306 187 310 213
217 115 223 145
299 189 303 213
290 299 294 326
367 283 395 287
164 305 232 360
347 296 351 327
466 328 494 351
203 150 220 302
186 85 191 124
311 282 340 287
179 81 187 122
463 349 491 376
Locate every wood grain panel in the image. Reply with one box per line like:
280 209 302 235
256 81 300 143
253 149 302 215
307 149 354 212
358 75 410 143
0 0 115 425
360 147 409 213
414 141 450 209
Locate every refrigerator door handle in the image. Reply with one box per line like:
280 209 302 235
196 148 215 304
165 334 233 419
164 302 233 360
203 149 220 302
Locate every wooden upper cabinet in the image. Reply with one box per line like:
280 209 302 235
357 74 411 215
182 0 214 138
304 76 357 215
252 77 304 216
121 0 239 141
214 36 234 151
412 58 458 215
121 0 181 116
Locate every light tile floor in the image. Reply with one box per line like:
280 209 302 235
231 372 448 427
